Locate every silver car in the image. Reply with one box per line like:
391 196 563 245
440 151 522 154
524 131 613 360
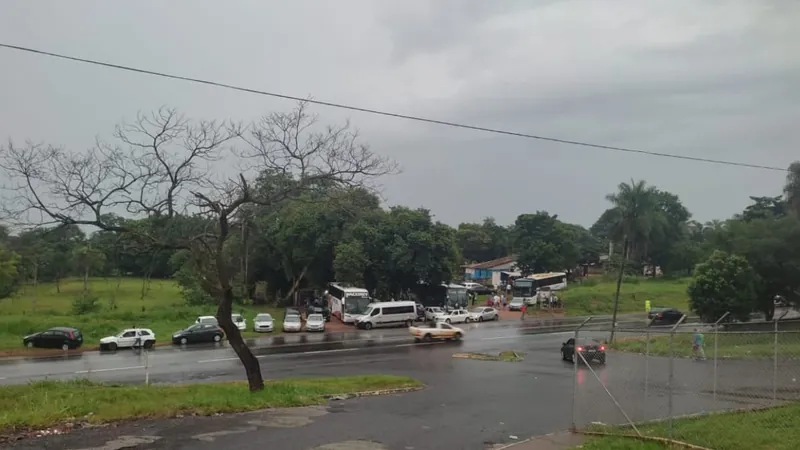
283 315 302 332
468 307 499 322
305 314 326 332
253 313 274 333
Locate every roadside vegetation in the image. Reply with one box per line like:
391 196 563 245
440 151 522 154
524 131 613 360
611 331 800 359
561 277 690 316
0 278 282 354
0 376 421 435
581 402 800 450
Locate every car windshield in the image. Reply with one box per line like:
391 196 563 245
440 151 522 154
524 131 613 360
361 307 374 316
285 316 300 323
308 314 323 321
513 280 535 296
232 315 243 322
430 307 442 312
255 314 272 321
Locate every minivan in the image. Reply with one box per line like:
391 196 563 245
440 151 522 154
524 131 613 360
355 301 417 330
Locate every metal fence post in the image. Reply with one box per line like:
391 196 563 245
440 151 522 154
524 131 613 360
644 316 656 402
713 311 730 405
570 316 593 431
144 349 150 385
772 310 788 403
668 314 687 439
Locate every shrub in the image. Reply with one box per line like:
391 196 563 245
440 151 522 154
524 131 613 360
71 294 101 315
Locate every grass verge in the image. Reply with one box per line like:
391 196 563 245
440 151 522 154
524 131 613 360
611 331 800 359
452 351 525 362
580 403 800 450
562 277 690 316
0 278 285 353
0 375 422 435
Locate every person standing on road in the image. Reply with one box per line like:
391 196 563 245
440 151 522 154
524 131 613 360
520 303 527 321
693 328 706 360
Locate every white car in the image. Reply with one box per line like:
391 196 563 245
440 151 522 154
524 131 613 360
468 307 499 322
436 309 470 324
305 314 326 332
99 328 156 351
195 315 218 326
232 313 247 331
425 307 443 321
283 315 302 332
253 313 274 332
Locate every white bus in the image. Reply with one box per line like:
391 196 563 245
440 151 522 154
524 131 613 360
512 272 567 306
355 301 417 330
327 283 372 324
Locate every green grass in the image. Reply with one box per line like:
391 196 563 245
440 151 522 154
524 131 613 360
580 402 800 450
0 376 421 434
0 278 284 353
611 332 800 359
561 277 690 316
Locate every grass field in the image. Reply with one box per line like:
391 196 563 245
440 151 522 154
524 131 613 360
560 277 691 316
0 375 421 434
612 331 800 359
0 277 284 353
581 403 800 450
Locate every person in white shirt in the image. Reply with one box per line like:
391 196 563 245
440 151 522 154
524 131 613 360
492 294 501 307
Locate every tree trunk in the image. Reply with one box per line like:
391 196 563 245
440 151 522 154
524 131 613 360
55 276 61 293
83 266 89 293
610 238 629 343
283 265 309 304
216 286 264 391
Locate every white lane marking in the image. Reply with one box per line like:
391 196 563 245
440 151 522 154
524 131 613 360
74 365 145 374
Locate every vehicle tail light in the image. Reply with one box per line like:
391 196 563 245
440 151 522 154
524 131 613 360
576 346 583 352
600 346 605 351
657 313 663 318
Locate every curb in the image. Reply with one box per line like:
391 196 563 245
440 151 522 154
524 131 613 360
324 385 425 400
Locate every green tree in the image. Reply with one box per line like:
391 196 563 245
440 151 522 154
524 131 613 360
0 244 20 299
688 250 757 323
604 179 662 341
784 161 800 215
333 241 368 285
456 218 512 263
512 212 578 275
72 244 107 292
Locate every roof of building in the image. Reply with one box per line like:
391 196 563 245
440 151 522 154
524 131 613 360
463 255 518 270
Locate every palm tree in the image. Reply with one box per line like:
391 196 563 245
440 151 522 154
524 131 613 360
606 180 662 342
784 161 800 215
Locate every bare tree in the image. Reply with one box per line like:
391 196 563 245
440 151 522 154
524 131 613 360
0 101 395 391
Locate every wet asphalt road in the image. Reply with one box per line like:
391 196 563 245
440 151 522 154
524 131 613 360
5 318 796 450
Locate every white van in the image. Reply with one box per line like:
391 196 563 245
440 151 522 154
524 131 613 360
355 301 417 330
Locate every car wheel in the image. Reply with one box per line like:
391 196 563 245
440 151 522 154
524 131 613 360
599 356 606 365
494 314 499 321
180 337 188 345
478 316 484 322
213 334 222 342
364 322 373 330
445 319 451 324
454 332 462 341
61 343 70 351
423 334 432 342
465 317 472 323
26 341 34 348
108 342 118 351
143 340 154 349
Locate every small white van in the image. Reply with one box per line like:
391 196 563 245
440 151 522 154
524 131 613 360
356 301 417 330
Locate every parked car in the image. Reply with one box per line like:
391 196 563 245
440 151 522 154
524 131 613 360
306 299 331 322
436 309 470 324
424 306 443 321
464 282 492 296
410 322 464 342
231 313 247 331
253 313 274 333
648 307 684 325
508 298 525 311
195 315 218 326
172 323 224 345
561 337 606 364
283 315 302 332
468 306 499 322
23 327 83 350
100 328 156 351
284 307 302 320
306 313 326 332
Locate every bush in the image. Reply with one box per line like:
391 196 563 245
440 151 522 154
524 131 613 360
71 294 101 315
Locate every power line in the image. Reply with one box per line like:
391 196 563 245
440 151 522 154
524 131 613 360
0 42 788 172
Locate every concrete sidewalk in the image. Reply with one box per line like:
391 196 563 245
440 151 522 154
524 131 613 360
489 431 587 450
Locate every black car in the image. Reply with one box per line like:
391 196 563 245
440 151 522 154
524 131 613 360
561 338 606 364
171 323 224 345
467 283 493 296
306 299 331 322
648 307 683 325
23 327 83 350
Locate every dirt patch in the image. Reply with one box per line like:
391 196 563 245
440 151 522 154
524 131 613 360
453 351 525 362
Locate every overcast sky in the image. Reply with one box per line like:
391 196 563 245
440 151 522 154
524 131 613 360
1 0 797 228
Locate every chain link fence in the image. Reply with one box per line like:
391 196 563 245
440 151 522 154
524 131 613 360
571 314 800 449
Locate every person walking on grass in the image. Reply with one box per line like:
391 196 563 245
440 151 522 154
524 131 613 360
693 328 706 360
